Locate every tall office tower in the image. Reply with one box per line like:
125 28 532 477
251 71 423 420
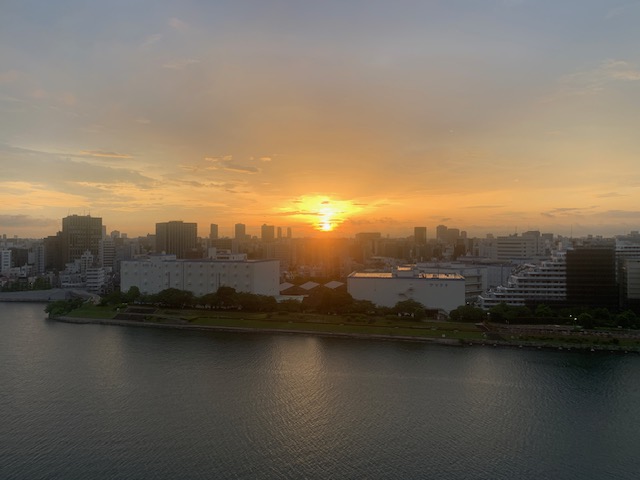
287 227 292 239
61 215 103 265
209 224 219 240
99 236 116 268
566 245 618 309
277 227 282 239
155 221 197 259
235 223 246 240
436 225 448 243
261 224 275 242
414 227 427 245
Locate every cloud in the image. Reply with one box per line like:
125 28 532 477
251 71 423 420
169 18 190 31
140 33 162 48
596 192 627 198
541 206 599 218
0 214 58 228
601 210 640 218
202 155 260 174
79 150 133 159
223 164 259 174
556 59 640 97
463 205 505 209
0 70 21 84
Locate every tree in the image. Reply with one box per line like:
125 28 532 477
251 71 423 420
44 298 84 317
155 288 194 309
278 299 303 313
534 304 554 319
215 286 239 309
393 299 426 320
617 310 638 329
449 305 485 323
124 286 141 304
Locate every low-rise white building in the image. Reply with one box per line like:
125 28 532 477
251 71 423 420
120 255 280 297
478 252 567 309
347 267 465 313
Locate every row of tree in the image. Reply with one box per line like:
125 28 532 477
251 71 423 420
449 303 640 330
95 286 640 329
98 286 433 318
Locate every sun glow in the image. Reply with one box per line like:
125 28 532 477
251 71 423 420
280 195 364 233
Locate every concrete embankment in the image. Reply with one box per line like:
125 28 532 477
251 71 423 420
53 315 640 353
54 315 464 346
0 289 71 302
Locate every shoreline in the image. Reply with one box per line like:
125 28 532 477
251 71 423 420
54 315 640 354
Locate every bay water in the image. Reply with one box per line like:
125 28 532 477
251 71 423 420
1 303 639 479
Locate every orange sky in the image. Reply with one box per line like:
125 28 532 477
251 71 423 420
1 1 640 239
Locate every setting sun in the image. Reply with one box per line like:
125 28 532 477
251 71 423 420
278 195 364 234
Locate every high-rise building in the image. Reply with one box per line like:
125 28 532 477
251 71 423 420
155 221 197 259
261 224 275 242
209 224 219 240
235 223 246 240
436 225 448 243
414 227 427 244
566 245 618 309
61 215 103 266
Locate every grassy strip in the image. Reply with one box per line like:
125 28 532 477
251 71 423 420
65 304 119 319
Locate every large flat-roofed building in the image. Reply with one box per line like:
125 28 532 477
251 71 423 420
120 255 279 297
347 267 465 313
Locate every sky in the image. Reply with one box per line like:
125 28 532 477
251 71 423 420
1 0 640 239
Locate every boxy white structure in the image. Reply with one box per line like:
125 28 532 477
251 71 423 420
121 255 279 297
347 267 465 313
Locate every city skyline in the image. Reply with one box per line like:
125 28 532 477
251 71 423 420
2 1 640 238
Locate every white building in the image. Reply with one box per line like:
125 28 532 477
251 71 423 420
86 267 107 294
415 262 488 303
347 267 465 313
478 252 567 309
0 249 11 274
120 255 280 297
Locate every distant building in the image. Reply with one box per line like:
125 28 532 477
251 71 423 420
414 227 427 244
209 224 219 240
0 249 11 274
235 223 247 240
61 215 102 265
347 267 465 313
566 245 618 309
478 253 567 308
261 224 275 242
495 233 543 262
120 255 279 297
155 221 197 259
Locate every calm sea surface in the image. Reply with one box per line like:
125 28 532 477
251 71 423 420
1 303 639 479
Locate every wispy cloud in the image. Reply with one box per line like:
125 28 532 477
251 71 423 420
596 192 627 198
140 33 162 49
79 150 133 159
169 18 190 32
203 155 260 174
556 59 640 97
541 206 599 218
0 214 58 228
